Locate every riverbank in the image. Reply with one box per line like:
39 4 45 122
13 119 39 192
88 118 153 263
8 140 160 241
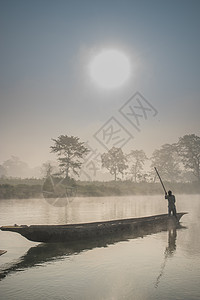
0 178 199 199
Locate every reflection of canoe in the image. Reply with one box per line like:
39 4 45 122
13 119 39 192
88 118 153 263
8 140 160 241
0 223 187 281
1 213 187 243
0 224 187 282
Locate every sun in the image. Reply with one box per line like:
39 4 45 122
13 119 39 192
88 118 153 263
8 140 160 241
89 49 131 89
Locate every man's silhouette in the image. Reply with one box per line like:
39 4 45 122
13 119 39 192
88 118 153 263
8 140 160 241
165 190 177 218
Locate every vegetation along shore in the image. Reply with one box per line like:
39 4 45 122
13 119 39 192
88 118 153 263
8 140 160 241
0 178 199 199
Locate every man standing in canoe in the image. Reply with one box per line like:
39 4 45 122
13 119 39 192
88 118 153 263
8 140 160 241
165 190 177 219
154 168 178 221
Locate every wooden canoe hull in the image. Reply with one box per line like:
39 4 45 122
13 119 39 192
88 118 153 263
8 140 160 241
0 213 187 243
0 250 7 256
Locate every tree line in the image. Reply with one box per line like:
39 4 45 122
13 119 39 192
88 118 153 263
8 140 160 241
44 133 200 183
0 133 199 183
0 133 199 199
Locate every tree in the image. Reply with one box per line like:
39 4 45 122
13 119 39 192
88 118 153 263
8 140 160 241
101 147 128 180
0 165 7 177
150 144 181 182
178 134 200 182
127 150 148 182
41 161 58 178
50 135 89 178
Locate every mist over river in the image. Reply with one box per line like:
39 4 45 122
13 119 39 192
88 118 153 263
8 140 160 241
0 194 200 300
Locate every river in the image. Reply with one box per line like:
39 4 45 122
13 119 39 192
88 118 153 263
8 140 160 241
0 194 200 300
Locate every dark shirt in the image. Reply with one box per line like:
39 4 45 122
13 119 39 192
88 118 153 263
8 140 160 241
165 194 176 207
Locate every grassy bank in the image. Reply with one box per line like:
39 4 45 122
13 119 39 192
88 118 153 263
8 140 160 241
0 178 199 199
76 181 200 197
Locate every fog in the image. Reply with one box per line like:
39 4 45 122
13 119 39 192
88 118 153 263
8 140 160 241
1 1 200 172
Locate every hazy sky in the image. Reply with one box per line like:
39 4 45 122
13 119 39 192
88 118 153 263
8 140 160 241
1 0 200 174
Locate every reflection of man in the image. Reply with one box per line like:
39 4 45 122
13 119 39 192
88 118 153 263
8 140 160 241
155 228 177 288
165 190 177 218
165 229 177 256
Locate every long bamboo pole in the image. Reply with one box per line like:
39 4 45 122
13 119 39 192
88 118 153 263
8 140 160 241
154 167 167 194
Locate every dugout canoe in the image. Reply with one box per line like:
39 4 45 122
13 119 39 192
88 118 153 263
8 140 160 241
0 250 7 256
0 213 187 243
0 222 187 281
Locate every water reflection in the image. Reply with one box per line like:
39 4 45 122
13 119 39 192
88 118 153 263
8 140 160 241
166 228 177 255
155 225 186 288
0 224 185 282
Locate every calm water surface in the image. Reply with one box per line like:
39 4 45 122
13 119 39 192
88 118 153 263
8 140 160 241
0 194 200 300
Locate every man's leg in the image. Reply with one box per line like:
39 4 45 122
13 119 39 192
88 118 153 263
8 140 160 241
172 206 176 215
168 206 171 216
173 206 178 220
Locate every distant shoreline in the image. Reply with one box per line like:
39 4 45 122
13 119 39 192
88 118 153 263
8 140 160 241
0 178 199 199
